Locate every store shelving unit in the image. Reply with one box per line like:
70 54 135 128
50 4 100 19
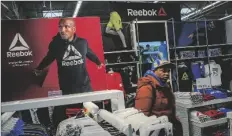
105 61 139 66
190 118 228 136
171 54 232 61
228 112 232 136
103 21 141 94
104 50 138 54
1 90 125 113
176 97 232 136
168 19 232 93
191 117 227 128
169 43 232 50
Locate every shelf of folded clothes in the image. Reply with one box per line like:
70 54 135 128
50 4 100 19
177 97 232 108
176 95 232 109
190 117 228 128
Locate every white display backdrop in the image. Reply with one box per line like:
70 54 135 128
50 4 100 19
226 19 232 43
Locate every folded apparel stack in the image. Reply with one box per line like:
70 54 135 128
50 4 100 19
203 110 225 119
99 120 126 136
190 111 212 123
113 108 173 136
56 116 111 136
174 92 203 105
199 89 228 99
202 94 215 101
1 117 24 136
217 108 232 115
210 91 227 99
22 124 49 136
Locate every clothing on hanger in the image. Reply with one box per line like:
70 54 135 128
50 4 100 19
56 116 111 136
191 61 205 80
106 70 125 93
204 61 222 87
178 63 193 92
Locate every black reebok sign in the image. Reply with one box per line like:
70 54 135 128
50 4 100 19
110 2 181 21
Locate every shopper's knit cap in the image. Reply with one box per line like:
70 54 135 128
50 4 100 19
151 59 175 71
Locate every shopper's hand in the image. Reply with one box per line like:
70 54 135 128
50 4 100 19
188 33 194 39
97 63 104 69
33 69 43 76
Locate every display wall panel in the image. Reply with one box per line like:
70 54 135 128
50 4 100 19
205 20 226 45
110 2 181 21
137 23 166 42
1 17 107 102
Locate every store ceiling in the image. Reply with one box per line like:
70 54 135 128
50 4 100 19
1 1 232 21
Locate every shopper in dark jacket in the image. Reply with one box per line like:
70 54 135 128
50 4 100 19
34 18 103 129
135 60 183 136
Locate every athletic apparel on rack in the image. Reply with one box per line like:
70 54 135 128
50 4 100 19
37 33 101 94
209 91 227 99
197 50 206 57
202 94 215 101
174 92 203 105
191 61 205 80
217 108 232 114
1 117 24 136
99 120 126 136
106 72 124 92
203 110 225 119
56 116 111 136
120 69 131 89
190 111 212 123
179 50 195 59
221 59 232 90
21 124 49 136
208 48 222 57
205 61 222 87
178 63 193 92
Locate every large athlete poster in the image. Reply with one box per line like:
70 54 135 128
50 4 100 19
1 17 106 102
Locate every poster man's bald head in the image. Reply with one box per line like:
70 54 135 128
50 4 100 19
59 18 76 27
58 18 76 41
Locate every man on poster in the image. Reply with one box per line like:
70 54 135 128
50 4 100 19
34 18 103 94
34 18 103 128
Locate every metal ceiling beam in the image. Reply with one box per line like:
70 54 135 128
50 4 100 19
1 2 10 11
219 14 232 20
72 1 82 17
181 1 228 21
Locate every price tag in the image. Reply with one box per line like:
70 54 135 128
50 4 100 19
196 78 211 89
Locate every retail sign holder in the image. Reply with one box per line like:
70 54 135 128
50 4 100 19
196 77 212 89
1 90 125 113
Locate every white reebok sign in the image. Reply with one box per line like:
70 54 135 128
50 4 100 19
127 7 167 17
7 33 33 58
127 9 157 16
62 45 84 66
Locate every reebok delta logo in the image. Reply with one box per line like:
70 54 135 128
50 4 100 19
127 7 167 17
62 45 84 66
7 33 33 58
7 33 33 67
